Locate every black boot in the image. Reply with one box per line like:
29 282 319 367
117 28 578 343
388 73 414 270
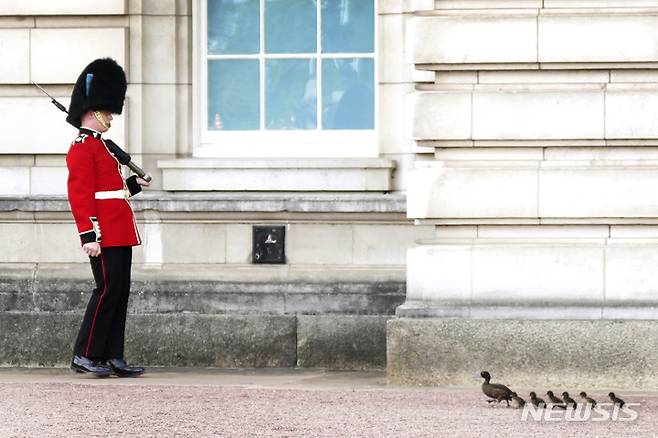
71 355 111 377
107 358 145 377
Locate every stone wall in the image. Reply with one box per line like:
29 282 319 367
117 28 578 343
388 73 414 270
392 0 658 386
0 193 427 368
0 262 404 368
0 1 191 192
0 193 431 265
0 1 424 368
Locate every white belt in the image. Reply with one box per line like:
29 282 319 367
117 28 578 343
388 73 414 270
95 189 129 200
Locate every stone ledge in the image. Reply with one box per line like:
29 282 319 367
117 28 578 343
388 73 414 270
0 264 405 315
418 61 658 71
395 303 658 320
157 158 395 191
0 281 405 315
419 7 658 17
158 158 396 169
29 262 407 282
0 192 406 213
387 317 658 389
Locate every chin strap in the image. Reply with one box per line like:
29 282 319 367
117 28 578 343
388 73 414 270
93 111 110 130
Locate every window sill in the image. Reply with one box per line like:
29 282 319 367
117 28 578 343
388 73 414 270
156 157 395 192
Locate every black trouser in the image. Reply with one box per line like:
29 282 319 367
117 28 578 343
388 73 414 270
73 246 132 360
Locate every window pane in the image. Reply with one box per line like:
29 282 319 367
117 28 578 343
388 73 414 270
208 60 260 130
265 0 316 54
266 59 317 130
208 0 259 54
321 0 374 53
322 58 374 130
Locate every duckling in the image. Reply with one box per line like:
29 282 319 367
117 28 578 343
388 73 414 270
579 391 597 407
480 371 513 406
562 391 577 408
546 390 563 404
529 392 546 408
510 392 526 409
545 390 566 409
609 392 625 408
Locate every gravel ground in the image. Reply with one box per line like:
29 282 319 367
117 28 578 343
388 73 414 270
0 372 656 437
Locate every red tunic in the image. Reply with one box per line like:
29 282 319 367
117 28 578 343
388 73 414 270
66 128 142 247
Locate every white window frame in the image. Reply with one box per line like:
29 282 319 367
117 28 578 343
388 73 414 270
192 0 379 158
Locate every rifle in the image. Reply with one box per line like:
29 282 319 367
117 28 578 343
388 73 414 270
33 81 152 182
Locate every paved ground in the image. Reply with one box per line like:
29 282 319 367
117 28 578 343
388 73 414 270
0 368 656 437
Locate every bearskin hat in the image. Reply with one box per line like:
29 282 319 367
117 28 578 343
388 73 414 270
66 58 127 128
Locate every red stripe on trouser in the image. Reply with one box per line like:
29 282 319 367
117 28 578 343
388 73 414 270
84 254 107 357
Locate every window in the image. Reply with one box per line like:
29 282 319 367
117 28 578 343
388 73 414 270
195 0 377 157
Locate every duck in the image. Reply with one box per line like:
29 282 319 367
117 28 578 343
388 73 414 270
480 371 513 406
579 391 597 407
510 392 526 409
609 392 625 408
529 392 546 408
562 392 577 408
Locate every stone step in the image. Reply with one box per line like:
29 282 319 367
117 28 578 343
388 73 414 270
0 312 390 370
0 275 404 315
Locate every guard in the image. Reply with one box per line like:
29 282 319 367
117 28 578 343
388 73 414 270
66 58 149 377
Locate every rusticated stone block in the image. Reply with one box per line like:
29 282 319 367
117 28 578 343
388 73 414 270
387 318 658 389
126 314 296 368
0 312 297 368
297 315 391 370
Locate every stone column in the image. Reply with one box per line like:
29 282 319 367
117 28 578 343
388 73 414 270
389 0 658 389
